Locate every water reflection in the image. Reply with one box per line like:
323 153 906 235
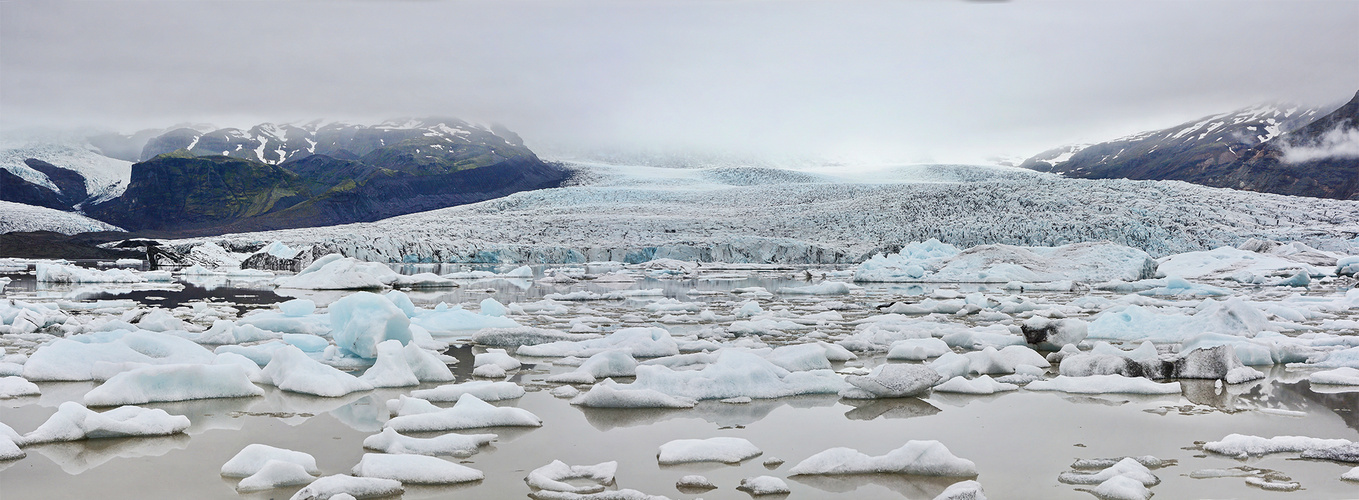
576 395 839 431
789 473 964 498
841 398 941 421
329 394 388 432
32 434 190 475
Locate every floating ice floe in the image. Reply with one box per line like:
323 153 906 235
1025 375 1181 395
19 401 190 445
471 327 600 347
288 474 403 500
570 380 696 408
329 291 412 359
1310 367 1359 385
0 376 40 399
1156 246 1327 281
779 280 857 295
359 339 455 387
384 393 542 432
36 263 147 283
411 380 525 402
842 363 941 399
886 338 953 361
737 475 790 495
1019 317 1088 349
546 349 637 384
675 475 715 490
1087 298 1272 343
789 440 977 476
518 327 679 358
362 427 495 456
1202 434 1353 459
221 443 320 477
352 453 484 484
24 331 216 381
933 375 1019 394
1059 457 1159 486
933 480 987 500
262 345 374 397
854 240 1154 283
83 363 263 406
236 459 317 492
592 349 846 403
657 437 762 464
526 460 617 494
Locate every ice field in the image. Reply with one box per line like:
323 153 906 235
2 237 1359 499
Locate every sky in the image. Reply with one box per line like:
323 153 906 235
3 0 1357 165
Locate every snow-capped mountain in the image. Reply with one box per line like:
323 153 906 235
138 118 528 167
1 118 569 236
1020 102 1333 181
1202 89 1359 199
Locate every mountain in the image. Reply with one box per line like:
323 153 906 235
74 119 570 235
1190 90 1359 199
1020 102 1332 180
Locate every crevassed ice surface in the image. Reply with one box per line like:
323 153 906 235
186 162 1359 264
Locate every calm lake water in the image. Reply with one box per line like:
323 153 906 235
2 262 1357 499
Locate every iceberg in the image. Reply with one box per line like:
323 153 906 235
19 401 191 445
385 393 542 432
83 363 263 406
351 453 484 484
789 440 977 476
657 437 762 464
362 427 495 456
329 291 412 359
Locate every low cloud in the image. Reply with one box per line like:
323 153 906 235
1281 123 1359 163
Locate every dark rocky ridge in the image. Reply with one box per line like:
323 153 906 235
1021 91 1358 200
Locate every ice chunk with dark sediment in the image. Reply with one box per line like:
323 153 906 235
843 363 941 398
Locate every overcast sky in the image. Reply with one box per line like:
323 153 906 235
3 0 1357 164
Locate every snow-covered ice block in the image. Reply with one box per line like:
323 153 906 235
0 432 23 461
362 427 495 456
0 376 40 399
779 281 855 295
1091 475 1152 500
274 254 400 290
676 475 716 490
789 440 977 476
330 291 412 359
237 459 316 492
288 474 403 500
385 393 542 432
855 241 1154 283
37 263 146 283
933 480 987 500
570 380 696 408
1087 298 1270 342
518 327 679 358
546 350 637 384
359 340 420 388
352 453 483 484
1203 434 1352 458
24 332 216 381
1310 367 1359 385
221 443 320 477
962 345 1049 375
1025 375 1181 395
844 363 941 398
526 460 617 494
262 345 373 397
471 327 598 347
475 348 521 371
84 363 263 406
1299 442 1359 462
279 299 316 317
617 349 847 400
1058 457 1159 486
412 306 521 334
19 401 190 445
411 380 525 402
933 375 1019 395
657 437 762 464
737 475 790 495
